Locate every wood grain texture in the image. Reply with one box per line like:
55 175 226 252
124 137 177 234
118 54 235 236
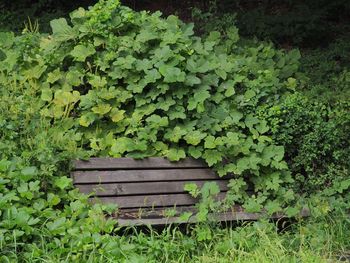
116 208 310 226
116 211 283 226
90 193 227 208
76 180 229 196
72 169 231 184
73 157 207 170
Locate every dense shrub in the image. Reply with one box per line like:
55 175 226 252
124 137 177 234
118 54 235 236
0 47 119 259
299 36 350 103
259 93 350 193
0 0 305 213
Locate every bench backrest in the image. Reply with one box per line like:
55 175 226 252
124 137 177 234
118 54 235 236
72 157 231 210
72 157 309 225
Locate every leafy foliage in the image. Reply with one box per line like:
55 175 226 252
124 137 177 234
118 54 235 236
0 0 349 260
0 0 303 208
259 93 350 193
299 36 350 103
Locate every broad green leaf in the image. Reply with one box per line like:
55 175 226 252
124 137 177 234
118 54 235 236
92 104 112 115
226 132 240 146
230 110 243 123
203 150 222 166
110 137 134 155
136 59 153 72
0 159 11 172
79 113 96 127
54 90 80 106
167 148 186 161
236 157 250 174
0 32 14 48
66 70 83 86
54 176 72 190
244 89 256 101
89 75 107 88
70 44 96 62
285 206 300 217
188 146 202 159
184 131 206 146
273 146 285 161
146 115 169 127
159 65 186 83
110 109 125 122
184 183 199 198
245 116 259 129
164 127 186 143
179 212 193 222
20 166 38 182
70 7 86 21
265 201 282 215
50 18 77 42
41 89 53 102
47 193 61 206
144 69 161 83
256 120 269 134
46 217 66 232
187 86 210 111
204 136 216 149
47 69 62 83
185 74 201 86
243 198 263 213
201 182 220 198
0 50 18 71
265 172 283 191
24 64 47 79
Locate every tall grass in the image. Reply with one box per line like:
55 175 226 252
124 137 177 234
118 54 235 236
2 214 349 262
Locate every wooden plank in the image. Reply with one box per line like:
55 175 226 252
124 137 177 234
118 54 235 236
72 169 231 184
90 193 227 208
117 208 310 226
76 180 229 196
118 206 198 219
117 211 272 226
117 205 245 219
73 157 207 170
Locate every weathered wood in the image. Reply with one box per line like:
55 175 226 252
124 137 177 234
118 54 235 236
117 205 245 219
72 169 231 184
116 207 310 226
77 180 229 196
117 211 279 226
71 157 309 225
74 157 207 170
91 193 227 208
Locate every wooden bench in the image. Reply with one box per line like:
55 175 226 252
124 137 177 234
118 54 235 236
72 157 307 226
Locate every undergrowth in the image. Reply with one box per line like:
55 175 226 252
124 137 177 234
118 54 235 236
2 215 350 262
0 0 349 261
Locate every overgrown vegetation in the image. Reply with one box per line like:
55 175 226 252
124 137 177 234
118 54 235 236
0 0 349 261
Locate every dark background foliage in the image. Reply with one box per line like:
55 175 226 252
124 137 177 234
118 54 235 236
2 0 350 47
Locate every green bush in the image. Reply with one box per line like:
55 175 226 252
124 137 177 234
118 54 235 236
259 93 350 193
0 34 122 258
299 36 350 103
0 0 304 212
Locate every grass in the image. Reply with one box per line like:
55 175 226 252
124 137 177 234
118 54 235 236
1 214 349 262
